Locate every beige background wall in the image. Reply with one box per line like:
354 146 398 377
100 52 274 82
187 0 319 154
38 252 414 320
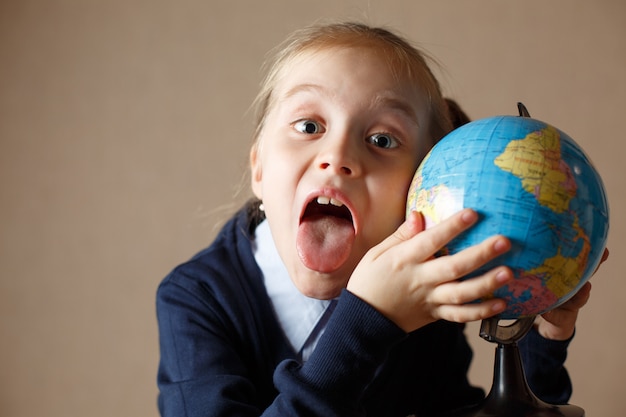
1 1 624 416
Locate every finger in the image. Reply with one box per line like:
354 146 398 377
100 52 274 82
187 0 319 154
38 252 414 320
394 208 479 261
558 281 592 312
430 266 513 306
420 234 511 285
601 247 610 263
593 247 610 274
368 210 425 258
435 297 507 323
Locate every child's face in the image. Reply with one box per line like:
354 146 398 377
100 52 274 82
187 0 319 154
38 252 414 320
251 46 432 299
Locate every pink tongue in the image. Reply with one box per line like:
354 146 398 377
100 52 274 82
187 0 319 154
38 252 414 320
297 215 355 273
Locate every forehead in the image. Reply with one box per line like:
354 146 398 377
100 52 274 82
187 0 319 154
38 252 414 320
280 46 394 83
273 47 424 107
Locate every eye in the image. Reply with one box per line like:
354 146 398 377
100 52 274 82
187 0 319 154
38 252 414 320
368 133 399 149
294 120 323 134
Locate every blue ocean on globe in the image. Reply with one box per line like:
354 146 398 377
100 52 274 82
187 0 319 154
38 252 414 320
407 115 609 318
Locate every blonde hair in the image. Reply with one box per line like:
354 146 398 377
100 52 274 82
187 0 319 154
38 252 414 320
251 21 452 147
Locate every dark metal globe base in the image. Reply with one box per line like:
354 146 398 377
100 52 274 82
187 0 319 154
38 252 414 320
454 317 584 417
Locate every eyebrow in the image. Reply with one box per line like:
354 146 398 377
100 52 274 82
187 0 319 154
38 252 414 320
282 83 329 100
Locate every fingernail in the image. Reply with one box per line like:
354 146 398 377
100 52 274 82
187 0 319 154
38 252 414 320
493 238 509 253
496 270 510 283
461 209 476 223
492 300 506 312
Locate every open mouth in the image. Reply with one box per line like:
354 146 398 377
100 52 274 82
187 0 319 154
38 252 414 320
301 196 354 225
297 195 356 273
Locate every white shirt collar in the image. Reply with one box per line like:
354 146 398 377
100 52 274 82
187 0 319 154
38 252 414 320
252 220 333 356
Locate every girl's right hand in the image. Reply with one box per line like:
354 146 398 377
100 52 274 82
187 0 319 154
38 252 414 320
346 209 513 333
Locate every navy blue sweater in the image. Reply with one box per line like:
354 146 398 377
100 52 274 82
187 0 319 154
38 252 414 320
156 203 572 416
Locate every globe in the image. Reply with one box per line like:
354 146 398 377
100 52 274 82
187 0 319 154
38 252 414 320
406 115 609 319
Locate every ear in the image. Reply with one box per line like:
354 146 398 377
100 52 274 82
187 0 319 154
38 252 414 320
250 144 263 199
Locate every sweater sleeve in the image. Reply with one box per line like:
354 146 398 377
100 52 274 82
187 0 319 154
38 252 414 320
157 276 406 417
271 289 407 416
156 275 263 416
518 327 574 404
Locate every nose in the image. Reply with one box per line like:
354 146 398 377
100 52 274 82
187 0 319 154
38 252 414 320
319 161 353 175
316 134 362 176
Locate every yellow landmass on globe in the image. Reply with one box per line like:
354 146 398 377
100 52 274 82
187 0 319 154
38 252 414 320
407 174 423 211
410 184 464 230
530 216 591 298
413 185 447 224
494 125 577 213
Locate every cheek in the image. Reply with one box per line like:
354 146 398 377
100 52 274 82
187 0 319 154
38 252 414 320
363 181 409 241
257 152 301 218
383 164 416 202
373 167 415 222
260 158 296 196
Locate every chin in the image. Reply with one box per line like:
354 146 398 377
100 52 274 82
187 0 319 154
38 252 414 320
292 270 348 300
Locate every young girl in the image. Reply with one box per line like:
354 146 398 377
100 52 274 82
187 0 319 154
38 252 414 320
156 22 599 416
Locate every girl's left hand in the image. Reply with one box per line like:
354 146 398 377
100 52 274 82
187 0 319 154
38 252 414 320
535 247 609 340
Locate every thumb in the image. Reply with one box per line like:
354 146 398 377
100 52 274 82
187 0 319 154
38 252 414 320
369 211 425 258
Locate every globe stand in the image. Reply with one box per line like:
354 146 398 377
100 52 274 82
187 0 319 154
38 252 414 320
453 317 585 417
455 102 585 416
